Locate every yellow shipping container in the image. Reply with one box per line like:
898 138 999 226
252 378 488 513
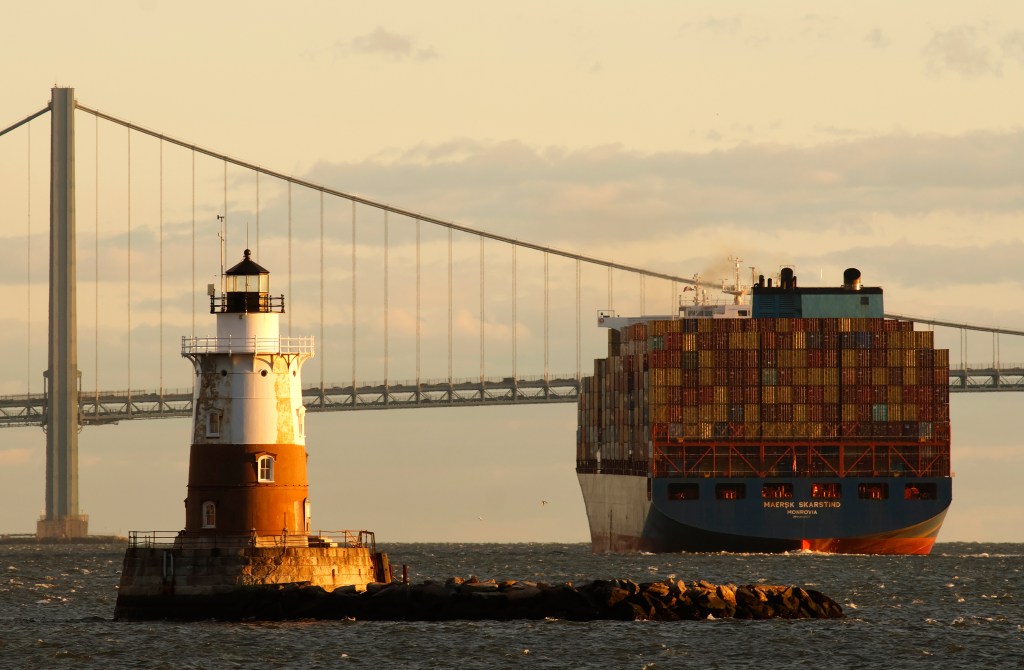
650 386 667 404
872 367 887 385
792 368 807 385
714 404 728 422
887 349 901 368
650 403 668 422
714 386 728 404
779 350 793 368
792 350 807 367
842 404 857 422
778 386 793 404
807 368 824 385
699 350 715 367
794 404 808 422
683 407 698 424
888 404 903 421
904 366 918 385
905 403 918 421
842 350 857 368
763 386 776 404
807 422 824 438
792 331 806 349
888 385 902 403
682 333 696 351
698 405 714 422
824 368 839 386
667 368 681 385
744 404 761 423
791 423 808 438
652 369 667 387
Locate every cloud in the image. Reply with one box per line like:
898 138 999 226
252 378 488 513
340 26 438 62
303 131 1024 239
679 16 742 37
924 26 1002 78
1004 31 1024 64
864 28 889 50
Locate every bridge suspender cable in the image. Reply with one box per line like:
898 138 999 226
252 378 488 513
26 118 31 398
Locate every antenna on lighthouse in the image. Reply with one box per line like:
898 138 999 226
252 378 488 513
217 214 226 293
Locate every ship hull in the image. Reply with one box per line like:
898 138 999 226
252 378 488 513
578 472 950 555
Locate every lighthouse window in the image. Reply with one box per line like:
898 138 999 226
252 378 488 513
206 412 222 438
202 501 216 528
257 455 275 483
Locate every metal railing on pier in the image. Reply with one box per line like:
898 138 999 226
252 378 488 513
127 529 376 553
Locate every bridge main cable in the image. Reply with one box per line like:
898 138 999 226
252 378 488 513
0 106 51 138
74 103 696 286
884 313 1024 336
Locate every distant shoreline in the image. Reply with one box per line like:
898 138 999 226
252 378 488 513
0 534 127 545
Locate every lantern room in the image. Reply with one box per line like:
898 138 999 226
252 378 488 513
214 249 282 314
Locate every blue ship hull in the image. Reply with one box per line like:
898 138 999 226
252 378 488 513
578 473 951 554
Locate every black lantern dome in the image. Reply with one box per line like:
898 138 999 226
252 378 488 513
217 249 283 313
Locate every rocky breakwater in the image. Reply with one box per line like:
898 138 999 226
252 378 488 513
116 576 843 621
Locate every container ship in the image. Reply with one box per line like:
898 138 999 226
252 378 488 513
576 265 951 555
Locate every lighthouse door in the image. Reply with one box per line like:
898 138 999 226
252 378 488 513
304 499 311 533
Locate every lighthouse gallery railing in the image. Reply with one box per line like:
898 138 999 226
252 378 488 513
181 336 315 356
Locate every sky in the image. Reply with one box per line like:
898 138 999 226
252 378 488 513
1 1 1023 543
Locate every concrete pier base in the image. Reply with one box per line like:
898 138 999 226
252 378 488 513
115 544 391 620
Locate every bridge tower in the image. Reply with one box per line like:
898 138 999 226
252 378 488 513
37 86 88 540
181 250 313 542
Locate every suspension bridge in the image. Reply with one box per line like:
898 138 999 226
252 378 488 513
2 87 1023 539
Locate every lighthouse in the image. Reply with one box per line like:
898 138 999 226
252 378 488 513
115 249 390 620
181 249 312 543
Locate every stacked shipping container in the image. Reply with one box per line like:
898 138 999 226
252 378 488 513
576 317 951 479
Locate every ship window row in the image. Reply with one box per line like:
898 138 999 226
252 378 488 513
667 481 936 501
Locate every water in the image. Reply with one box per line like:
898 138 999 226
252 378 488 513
0 542 1020 669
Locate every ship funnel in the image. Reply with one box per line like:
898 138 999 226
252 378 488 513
780 267 795 290
843 268 862 290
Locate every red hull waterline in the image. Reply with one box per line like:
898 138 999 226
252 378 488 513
593 510 948 556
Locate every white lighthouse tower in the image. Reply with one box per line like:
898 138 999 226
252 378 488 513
115 250 390 619
181 249 313 543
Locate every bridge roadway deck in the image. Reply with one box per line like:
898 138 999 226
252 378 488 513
0 369 1021 428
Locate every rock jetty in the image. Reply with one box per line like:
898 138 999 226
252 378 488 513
114 576 843 621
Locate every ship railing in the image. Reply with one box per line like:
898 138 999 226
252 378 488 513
650 442 951 479
127 529 375 551
181 335 315 356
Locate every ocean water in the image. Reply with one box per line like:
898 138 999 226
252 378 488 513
0 542 1020 669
